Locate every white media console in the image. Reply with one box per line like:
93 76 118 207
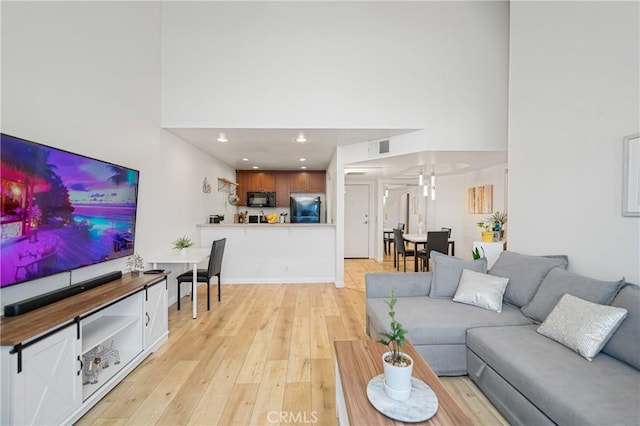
0 273 168 425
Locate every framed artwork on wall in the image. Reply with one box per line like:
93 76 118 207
623 133 640 217
468 185 493 214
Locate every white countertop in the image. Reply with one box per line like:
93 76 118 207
197 223 334 228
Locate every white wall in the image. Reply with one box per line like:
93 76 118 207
509 1 640 283
0 2 236 308
431 165 507 259
161 1 509 151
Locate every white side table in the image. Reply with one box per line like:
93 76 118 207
473 240 506 269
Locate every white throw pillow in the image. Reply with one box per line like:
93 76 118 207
537 294 628 361
453 269 510 313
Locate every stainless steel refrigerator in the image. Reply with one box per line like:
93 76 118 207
290 196 321 223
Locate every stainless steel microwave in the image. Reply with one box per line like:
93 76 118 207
247 192 276 207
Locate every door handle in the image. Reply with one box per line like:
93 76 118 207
363 221 368 224
77 355 83 376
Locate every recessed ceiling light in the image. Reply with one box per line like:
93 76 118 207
301 166 307 169
252 165 259 169
242 158 249 162
217 132 228 143
299 158 306 162
295 133 307 143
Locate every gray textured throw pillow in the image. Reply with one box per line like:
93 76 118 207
430 252 487 298
537 294 628 361
522 268 625 323
489 251 568 308
602 283 640 369
453 269 509 312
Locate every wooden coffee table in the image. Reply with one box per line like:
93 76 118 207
334 340 472 425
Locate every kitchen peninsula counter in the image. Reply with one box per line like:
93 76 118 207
197 223 335 284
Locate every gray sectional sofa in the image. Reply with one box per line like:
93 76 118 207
365 250 640 425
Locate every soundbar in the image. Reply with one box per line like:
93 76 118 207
4 271 123 317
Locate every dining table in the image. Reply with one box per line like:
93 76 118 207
149 247 211 319
403 234 456 272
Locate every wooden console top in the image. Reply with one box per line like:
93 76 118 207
0 272 169 346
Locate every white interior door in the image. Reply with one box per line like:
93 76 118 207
345 184 370 258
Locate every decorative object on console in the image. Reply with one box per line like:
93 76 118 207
377 290 413 401
172 235 194 254
82 340 121 385
125 253 144 274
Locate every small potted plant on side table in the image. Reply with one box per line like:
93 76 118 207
378 290 413 401
477 221 494 242
486 211 507 241
173 235 194 255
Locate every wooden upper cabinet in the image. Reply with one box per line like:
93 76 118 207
275 173 291 207
237 170 325 205
306 172 326 192
259 173 276 192
290 171 326 193
236 171 278 205
236 171 250 206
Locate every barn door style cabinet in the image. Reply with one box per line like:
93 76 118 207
0 274 168 425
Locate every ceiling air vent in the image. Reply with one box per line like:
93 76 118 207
368 139 390 157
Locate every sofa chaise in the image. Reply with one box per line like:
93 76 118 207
365 250 640 425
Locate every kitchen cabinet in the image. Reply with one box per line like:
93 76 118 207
275 173 291 207
236 171 276 206
236 171 326 206
290 171 326 193
248 172 276 192
236 172 250 206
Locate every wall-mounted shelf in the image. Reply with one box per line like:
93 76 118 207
218 177 239 192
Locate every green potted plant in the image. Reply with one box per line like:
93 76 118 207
378 290 413 401
472 246 486 260
173 235 194 254
486 211 507 240
476 221 494 242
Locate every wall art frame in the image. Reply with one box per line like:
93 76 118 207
623 133 640 217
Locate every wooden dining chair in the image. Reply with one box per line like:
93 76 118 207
417 231 449 271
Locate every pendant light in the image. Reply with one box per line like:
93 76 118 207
423 184 428 197
418 170 424 186
430 165 436 201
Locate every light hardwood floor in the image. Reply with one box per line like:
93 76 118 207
76 254 507 425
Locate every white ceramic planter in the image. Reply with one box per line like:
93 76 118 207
382 351 414 401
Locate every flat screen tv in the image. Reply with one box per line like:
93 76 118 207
1 133 139 288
